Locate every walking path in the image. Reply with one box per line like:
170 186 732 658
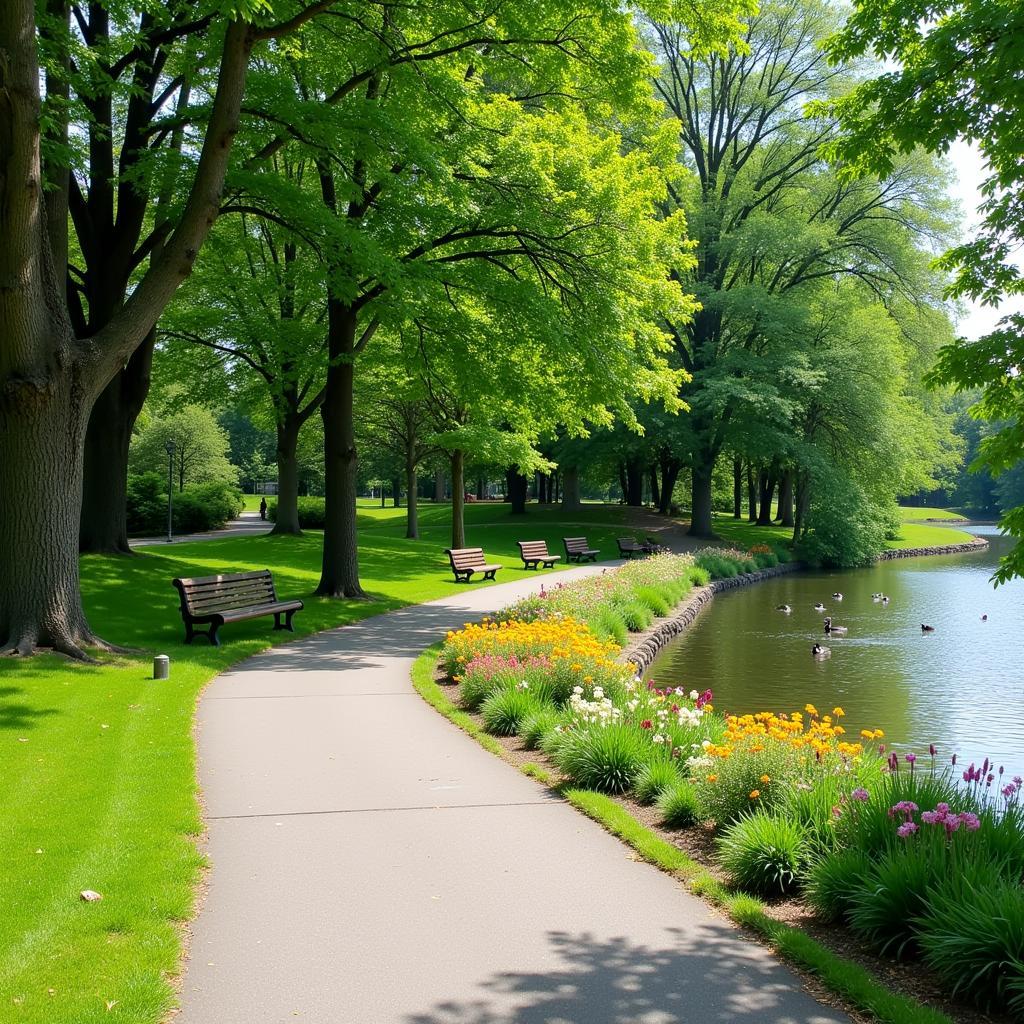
177 566 848 1024
129 511 272 548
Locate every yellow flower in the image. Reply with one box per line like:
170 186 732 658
860 729 874 739
706 774 718 783
583 675 593 684
749 790 760 799
833 707 845 717
805 703 819 716
873 729 885 739
760 774 771 783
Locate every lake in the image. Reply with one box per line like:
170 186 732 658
648 526 1024 775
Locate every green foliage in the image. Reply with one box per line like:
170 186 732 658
634 760 681 804
805 848 873 923
657 780 702 828
554 723 647 794
130 404 237 490
617 599 654 632
798 471 892 568
917 869 1024 1016
634 585 671 617
519 707 562 751
480 686 541 736
126 473 171 537
267 497 328 530
717 812 809 897
125 476 242 536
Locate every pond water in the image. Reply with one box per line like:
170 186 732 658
649 526 1024 776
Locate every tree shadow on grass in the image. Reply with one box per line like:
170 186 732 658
404 928 846 1024
0 686 60 730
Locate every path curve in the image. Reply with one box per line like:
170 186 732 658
178 566 848 1024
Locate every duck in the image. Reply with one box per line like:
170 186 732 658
921 623 935 632
881 595 890 606
981 614 988 621
824 616 848 634
871 592 882 600
813 602 826 612
776 604 792 614
812 643 831 659
832 592 844 601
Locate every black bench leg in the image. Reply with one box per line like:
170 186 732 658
484 570 496 580
272 611 296 632
208 623 221 647
184 621 195 644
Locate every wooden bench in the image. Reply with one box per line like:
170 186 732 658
445 547 502 582
517 540 561 570
617 536 647 558
172 569 303 646
563 536 599 563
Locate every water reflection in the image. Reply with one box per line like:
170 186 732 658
649 526 1024 775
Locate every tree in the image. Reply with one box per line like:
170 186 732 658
643 0 954 537
130 405 236 491
0 1 333 656
821 0 1024 580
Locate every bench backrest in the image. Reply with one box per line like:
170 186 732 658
173 570 278 615
518 540 552 559
617 536 643 549
563 536 591 553
446 547 487 570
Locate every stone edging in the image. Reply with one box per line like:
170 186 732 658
874 537 987 560
620 561 804 675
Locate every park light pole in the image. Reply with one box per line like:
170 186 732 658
165 440 176 543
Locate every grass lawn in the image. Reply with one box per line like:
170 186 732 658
0 501 638 1023
895 505 968 522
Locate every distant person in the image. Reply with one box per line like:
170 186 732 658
259 497 267 521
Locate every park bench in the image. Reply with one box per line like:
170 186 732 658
616 537 647 559
445 547 502 582
563 536 599 563
172 569 303 646
644 536 669 554
517 540 561 570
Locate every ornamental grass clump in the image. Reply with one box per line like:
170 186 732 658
718 812 810 897
805 848 873 923
554 721 647 793
634 760 680 805
657 780 702 827
480 685 543 736
520 706 561 751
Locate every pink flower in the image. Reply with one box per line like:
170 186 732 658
897 822 919 838
929 744 937 756
905 753 917 764
695 689 713 710
958 812 981 832
851 788 870 802
640 719 653 730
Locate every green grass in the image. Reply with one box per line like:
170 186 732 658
895 506 968 523
884 521 975 549
239 493 263 512
0 501 633 1023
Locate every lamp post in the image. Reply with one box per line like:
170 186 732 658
165 439 176 543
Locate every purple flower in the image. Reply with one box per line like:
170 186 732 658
936 802 950 814
897 821 919 838
851 788 870 802
951 753 958 767
1015 776 1023 787
920 810 940 825
905 752 917 764
1003 785 1016 799
958 812 981 832
929 744 937 757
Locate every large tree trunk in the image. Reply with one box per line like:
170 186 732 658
794 470 811 542
0 382 103 657
391 477 401 508
272 414 302 535
747 461 757 522
476 476 485 500
648 465 661 510
451 450 465 548
757 469 777 526
733 458 742 519
624 457 644 506
405 461 419 539
777 469 795 527
688 451 715 537
561 465 582 511
659 459 680 516
507 469 528 514
317 302 366 598
434 469 445 502
79 336 153 553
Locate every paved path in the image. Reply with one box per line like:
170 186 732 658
130 511 272 548
178 567 848 1024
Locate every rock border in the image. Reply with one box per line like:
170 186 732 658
621 561 803 675
875 537 988 560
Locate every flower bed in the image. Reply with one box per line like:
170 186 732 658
437 550 1024 1020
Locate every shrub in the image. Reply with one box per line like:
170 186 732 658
520 707 561 750
797 471 890 568
634 760 679 805
847 847 942 958
657 781 702 828
554 723 646 793
805 848 873 923
617 600 653 632
173 481 243 533
917 868 1024 1015
267 496 327 529
480 686 540 736
125 472 167 535
694 739 795 827
718 812 809 897
589 607 629 646
634 585 671 618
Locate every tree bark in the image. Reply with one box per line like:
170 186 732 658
659 459 680 515
405 461 419 539
733 458 742 519
507 469 528 514
624 457 644 506
688 451 715 537
317 301 366 598
794 470 811 542
778 469 795 527
648 465 661 510
747 462 757 521
476 476 485 500
757 469 777 525
434 469 445 502
561 465 582 511
271 414 302 535
451 450 465 548
391 476 401 508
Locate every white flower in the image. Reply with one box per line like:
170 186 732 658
701 740 712 750
689 690 699 701
593 687 604 699
653 734 666 744
573 686 584 695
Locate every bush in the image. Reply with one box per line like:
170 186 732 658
125 475 242 535
617 599 653 632
554 723 646 793
634 585 671 618
694 740 795 828
718 812 809 897
797 471 891 568
268 496 326 529
480 686 540 736
657 780 702 828
917 869 1024 1015
634 760 679 804
173 481 243 534
805 848 873 923
520 707 561 750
